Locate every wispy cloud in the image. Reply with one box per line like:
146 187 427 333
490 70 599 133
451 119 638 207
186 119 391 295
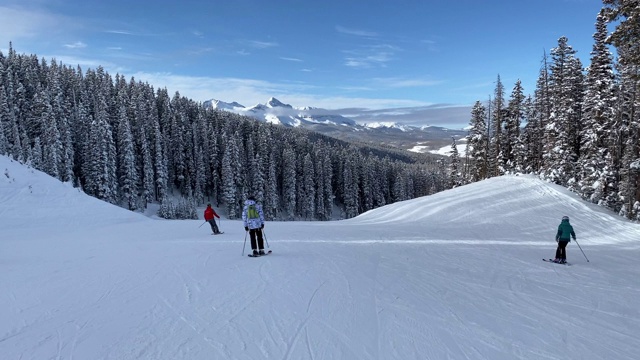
336 25 378 38
372 77 442 88
105 30 135 35
420 39 439 52
0 6 66 44
247 40 278 49
186 47 214 56
343 44 398 68
280 57 303 62
64 41 87 49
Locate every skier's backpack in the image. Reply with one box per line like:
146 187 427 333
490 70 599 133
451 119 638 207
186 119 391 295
247 204 260 219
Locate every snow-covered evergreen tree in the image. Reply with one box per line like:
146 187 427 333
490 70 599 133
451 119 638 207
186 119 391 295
542 36 584 186
603 0 640 70
302 153 316 219
221 132 241 219
115 103 139 211
448 137 462 188
0 85 10 155
577 9 617 205
489 75 505 177
504 80 525 173
467 101 489 182
282 146 297 220
265 151 279 220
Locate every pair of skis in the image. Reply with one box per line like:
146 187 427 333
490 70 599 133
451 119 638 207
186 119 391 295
248 250 272 258
543 258 571 266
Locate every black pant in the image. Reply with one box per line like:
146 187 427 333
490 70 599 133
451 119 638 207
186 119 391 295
555 240 569 260
249 228 264 250
208 219 219 234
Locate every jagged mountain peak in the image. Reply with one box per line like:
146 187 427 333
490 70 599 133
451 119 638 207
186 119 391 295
203 99 245 110
266 97 292 108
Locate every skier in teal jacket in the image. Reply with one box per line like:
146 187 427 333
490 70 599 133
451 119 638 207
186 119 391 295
554 216 576 263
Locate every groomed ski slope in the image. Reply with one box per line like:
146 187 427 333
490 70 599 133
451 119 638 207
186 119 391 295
1 155 639 360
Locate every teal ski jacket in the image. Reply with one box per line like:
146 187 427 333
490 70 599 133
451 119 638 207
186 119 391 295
556 219 576 242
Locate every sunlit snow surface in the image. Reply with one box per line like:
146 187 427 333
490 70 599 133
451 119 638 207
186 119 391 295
1 155 639 360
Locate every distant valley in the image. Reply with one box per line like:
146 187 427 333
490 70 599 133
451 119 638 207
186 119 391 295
203 97 469 156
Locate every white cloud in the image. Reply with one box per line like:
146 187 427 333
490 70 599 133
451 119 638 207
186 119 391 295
247 40 278 49
372 77 442 88
280 57 303 62
64 41 87 49
343 44 398 68
336 25 378 38
0 6 64 44
105 30 134 35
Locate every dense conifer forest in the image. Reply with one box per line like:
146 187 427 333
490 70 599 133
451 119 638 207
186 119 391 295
465 2 640 221
0 45 447 220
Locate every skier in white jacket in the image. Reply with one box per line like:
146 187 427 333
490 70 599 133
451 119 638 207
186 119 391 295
242 196 265 256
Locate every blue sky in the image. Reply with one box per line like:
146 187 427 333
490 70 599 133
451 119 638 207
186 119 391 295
1 0 605 128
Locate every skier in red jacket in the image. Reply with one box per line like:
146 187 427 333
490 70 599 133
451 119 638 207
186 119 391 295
204 204 221 234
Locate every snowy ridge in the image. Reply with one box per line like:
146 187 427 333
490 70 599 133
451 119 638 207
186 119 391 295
361 121 412 131
204 97 357 127
0 157 146 233
2 155 640 360
352 174 638 245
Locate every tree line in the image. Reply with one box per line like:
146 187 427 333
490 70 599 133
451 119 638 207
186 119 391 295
0 45 447 220
461 2 640 221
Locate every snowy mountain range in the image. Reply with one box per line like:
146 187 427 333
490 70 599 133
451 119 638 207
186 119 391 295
203 97 467 154
204 97 357 128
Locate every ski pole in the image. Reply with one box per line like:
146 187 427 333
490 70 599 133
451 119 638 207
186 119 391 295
242 231 248 256
574 238 589 262
263 229 270 249
198 220 207 228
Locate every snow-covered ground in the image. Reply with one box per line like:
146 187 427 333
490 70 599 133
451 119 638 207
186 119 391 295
408 137 467 157
1 155 639 360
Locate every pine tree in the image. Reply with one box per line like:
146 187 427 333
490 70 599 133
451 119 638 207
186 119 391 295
116 103 139 210
37 90 63 179
577 9 617 205
542 36 584 186
282 146 297 220
603 0 640 70
0 85 9 155
321 147 334 219
489 75 505 176
467 101 489 181
504 80 525 173
31 137 42 169
265 151 279 220
526 54 553 174
302 152 316 219
614 46 640 218
342 151 359 218
448 137 461 188
221 132 240 219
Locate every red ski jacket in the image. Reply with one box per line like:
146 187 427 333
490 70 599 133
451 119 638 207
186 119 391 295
204 206 219 221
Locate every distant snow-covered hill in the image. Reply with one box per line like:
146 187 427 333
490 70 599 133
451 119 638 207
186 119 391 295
204 97 357 128
203 97 467 154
